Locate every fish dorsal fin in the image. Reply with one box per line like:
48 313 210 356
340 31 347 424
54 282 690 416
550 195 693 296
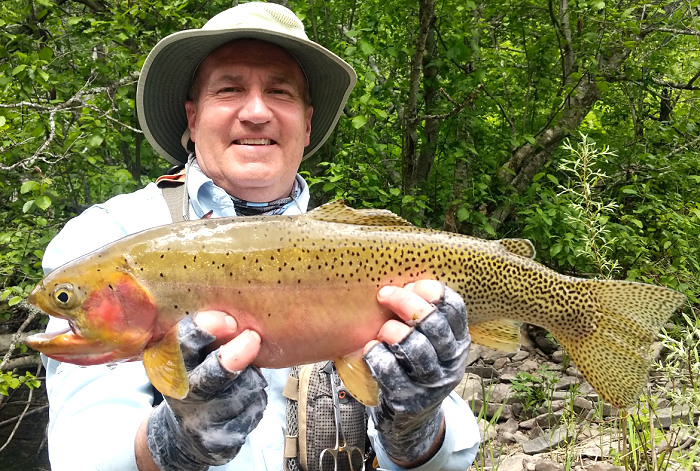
498 238 536 258
306 200 413 227
143 324 189 399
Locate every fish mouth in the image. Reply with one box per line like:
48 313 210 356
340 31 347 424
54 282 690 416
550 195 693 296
25 327 139 365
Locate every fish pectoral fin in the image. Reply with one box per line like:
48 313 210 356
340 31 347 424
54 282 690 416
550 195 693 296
307 200 413 227
143 325 189 399
469 319 522 352
335 355 380 406
498 239 536 259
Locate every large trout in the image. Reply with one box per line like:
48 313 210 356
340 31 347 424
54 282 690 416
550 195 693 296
26 201 685 408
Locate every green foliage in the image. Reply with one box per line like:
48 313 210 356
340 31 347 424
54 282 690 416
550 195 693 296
509 365 560 418
0 370 40 396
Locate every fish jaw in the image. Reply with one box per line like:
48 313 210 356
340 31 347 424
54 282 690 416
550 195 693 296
25 327 149 365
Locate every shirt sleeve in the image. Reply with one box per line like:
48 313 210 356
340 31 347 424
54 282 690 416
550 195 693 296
41 186 170 470
368 392 481 471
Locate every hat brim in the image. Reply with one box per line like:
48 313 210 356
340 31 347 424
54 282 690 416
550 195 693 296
137 28 356 164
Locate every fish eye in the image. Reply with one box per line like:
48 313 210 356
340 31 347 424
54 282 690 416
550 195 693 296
53 283 76 308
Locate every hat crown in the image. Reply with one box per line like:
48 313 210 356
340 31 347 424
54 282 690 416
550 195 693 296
204 3 308 40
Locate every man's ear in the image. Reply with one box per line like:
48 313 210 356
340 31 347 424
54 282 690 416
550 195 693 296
185 100 197 142
304 106 313 146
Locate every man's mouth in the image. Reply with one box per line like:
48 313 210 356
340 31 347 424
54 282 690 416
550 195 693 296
235 138 274 145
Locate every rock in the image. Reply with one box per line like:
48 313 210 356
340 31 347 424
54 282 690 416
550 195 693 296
494 357 510 370
512 350 531 362
587 463 625 471
522 427 569 454
535 459 564 471
654 404 691 429
498 417 520 434
551 350 565 363
478 417 498 443
495 453 532 471
465 365 500 379
572 396 593 414
520 359 541 373
520 410 564 429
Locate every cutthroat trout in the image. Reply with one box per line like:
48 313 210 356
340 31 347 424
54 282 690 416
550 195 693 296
26 201 685 408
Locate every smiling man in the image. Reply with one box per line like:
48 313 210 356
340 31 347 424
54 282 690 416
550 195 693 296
39 3 480 471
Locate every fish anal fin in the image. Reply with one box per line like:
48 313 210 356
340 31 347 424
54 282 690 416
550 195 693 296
307 200 413 227
498 239 536 259
469 319 521 352
335 354 380 406
143 324 188 399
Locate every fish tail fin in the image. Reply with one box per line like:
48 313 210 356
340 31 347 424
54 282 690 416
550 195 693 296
553 280 685 408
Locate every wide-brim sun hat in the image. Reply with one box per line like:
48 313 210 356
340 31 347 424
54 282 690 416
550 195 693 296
136 1 357 165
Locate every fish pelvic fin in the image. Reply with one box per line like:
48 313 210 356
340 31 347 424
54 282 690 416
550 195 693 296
469 319 522 352
553 280 685 409
335 355 380 406
307 200 413 227
498 239 536 258
143 324 189 399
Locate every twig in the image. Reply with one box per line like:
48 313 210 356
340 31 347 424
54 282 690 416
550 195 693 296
0 302 43 372
0 362 42 454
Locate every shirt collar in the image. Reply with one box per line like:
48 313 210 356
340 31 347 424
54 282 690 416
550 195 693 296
184 157 310 219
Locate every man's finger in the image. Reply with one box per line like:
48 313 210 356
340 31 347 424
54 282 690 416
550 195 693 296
194 311 238 348
377 285 435 324
218 330 262 372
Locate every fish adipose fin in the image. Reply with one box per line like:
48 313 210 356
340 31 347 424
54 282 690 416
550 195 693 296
143 324 189 399
469 319 522 352
498 239 536 258
552 280 685 409
335 355 380 406
307 200 413 227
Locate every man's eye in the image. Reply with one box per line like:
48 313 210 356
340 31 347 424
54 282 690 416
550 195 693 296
218 87 240 93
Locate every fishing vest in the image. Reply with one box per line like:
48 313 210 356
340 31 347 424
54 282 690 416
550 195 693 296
156 175 374 471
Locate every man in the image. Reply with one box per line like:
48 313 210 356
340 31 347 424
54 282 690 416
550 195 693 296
40 3 480 470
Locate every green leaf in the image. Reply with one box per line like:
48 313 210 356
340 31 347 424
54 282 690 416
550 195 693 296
12 64 27 76
20 180 38 194
351 116 367 129
456 207 470 222
38 47 53 61
22 200 34 213
629 218 643 229
8 296 21 306
0 116 6 127
34 195 51 210
546 174 559 185
88 135 104 147
358 40 375 55
550 243 563 257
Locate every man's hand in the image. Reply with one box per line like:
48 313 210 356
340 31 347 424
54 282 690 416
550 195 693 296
363 280 470 467
144 312 267 471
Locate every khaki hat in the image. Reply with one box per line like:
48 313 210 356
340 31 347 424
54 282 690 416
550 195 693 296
136 2 357 164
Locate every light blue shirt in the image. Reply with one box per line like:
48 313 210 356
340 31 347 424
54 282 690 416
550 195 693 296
41 165 480 470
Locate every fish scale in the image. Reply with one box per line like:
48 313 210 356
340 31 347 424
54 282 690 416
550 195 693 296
27 200 685 408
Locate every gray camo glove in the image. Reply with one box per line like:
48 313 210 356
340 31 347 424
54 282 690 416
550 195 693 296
364 285 470 464
147 316 267 471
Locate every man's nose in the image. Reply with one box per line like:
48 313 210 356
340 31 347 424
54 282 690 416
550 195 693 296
239 89 273 124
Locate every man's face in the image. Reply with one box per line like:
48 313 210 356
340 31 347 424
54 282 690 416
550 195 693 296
185 40 313 202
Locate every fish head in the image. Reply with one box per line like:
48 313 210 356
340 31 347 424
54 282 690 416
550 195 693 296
26 254 159 365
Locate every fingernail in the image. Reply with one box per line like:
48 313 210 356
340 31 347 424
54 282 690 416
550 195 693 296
378 286 395 299
225 315 237 330
245 330 261 344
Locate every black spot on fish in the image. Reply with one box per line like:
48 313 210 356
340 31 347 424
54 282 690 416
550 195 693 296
160 254 164 259
159 273 164 277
